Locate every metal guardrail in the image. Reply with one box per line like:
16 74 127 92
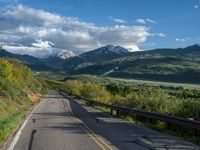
61 92 200 137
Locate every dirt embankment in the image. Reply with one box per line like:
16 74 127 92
28 91 41 102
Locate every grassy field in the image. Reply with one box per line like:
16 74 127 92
109 77 200 90
66 74 200 90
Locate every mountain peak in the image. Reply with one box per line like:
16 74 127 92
194 44 200 47
185 44 200 49
105 44 114 48
101 45 130 54
57 50 75 59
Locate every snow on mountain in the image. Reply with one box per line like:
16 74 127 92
57 50 75 59
100 45 130 54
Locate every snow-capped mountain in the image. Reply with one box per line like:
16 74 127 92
104 45 130 54
86 45 130 55
79 45 131 62
57 50 75 59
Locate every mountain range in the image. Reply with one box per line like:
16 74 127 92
0 44 200 83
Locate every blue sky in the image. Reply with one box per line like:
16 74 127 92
0 0 199 57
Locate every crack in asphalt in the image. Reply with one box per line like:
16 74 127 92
28 130 37 150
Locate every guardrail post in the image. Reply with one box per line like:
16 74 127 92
166 122 172 130
149 118 156 124
110 109 113 115
192 129 198 141
87 101 93 106
133 114 138 123
116 110 120 117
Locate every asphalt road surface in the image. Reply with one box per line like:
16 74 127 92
8 90 200 150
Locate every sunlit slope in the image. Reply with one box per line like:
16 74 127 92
0 58 46 145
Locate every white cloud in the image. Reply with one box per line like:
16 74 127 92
146 18 157 24
150 33 165 37
108 16 127 24
0 5 163 57
32 39 54 48
3 4 63 25
135 19 146 24
135 18 157 24
3 44 55 56
194 5 199 9
158 33 165 37
175 37 190 42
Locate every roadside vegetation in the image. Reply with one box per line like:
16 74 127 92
0 58 47 146
60 79 200 120
57 77 200 143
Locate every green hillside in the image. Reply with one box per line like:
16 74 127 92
72 45 200 83
0 58 47 145
1 44 200 83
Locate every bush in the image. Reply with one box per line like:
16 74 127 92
60 79 200 120
111 94 127 105
80 82 111 103
106 83 133 96
124 88 172 113
62 80 83 95
175 100 200 120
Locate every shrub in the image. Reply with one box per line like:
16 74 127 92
125 88 172 113
175 100 200 120
62 80 83 95
60 78 200 120
80 82 111 103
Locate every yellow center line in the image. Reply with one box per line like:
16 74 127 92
61 99 113 150
78 120 107 150
77 118 113 150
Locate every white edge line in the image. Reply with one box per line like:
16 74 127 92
7 98 45 150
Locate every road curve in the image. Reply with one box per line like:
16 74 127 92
8 90 200 150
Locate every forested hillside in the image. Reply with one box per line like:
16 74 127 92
72 45 200 83
1 44 200 83
0 58 47 145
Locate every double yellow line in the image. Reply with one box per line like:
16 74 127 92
61 99 113 150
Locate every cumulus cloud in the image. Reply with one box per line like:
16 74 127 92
32 39 55 48
146 18 157 24
3 44 56 56
194 5 199 9
108 16 127 23
135 19 146 24
150 33 165 37
135 18 157 24
0 5 163 57
175 37 190 42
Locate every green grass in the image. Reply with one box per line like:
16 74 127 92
66 74 200 90
0 110 27 145
35 71 67 81
110 77 200 90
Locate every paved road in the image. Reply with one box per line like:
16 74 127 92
8 90 200 150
